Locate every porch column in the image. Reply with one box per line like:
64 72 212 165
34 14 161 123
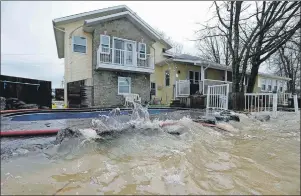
201 65 205 81
224 70 227 82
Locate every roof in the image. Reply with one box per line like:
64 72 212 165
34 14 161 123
52 5 172 58
162 53 291 81
83 11 161 41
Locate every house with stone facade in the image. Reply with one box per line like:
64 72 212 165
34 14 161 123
53 5 291 107
52 5 172 107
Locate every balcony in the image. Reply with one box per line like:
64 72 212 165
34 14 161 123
96 47 154 73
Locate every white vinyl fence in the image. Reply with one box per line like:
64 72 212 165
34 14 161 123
277 92 292 105
244 93 278 117
206 84 230 115
293 94 299 114
175 80 190 97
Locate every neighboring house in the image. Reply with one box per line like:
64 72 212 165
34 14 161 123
151 53 291 105
52 5 172 107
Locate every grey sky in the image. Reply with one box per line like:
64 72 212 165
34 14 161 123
1 1 268 88
1 1 215 88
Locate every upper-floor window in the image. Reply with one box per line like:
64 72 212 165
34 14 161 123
273 86 277 92
261 79 266 91
165 70 170 86
73 36 87 54
268 85 272 91
100 35 110 54
280 86 283 92
138 43 146 60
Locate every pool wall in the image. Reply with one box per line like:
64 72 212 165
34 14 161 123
1 107 188 121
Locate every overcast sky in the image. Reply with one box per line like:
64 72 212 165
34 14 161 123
1 1 216 88
1 1 270 89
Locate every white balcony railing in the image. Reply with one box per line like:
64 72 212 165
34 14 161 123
97 47 154 71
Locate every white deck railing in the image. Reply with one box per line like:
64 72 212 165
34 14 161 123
277 92 292 105
175 80 190 97
244 93 278 117
200 79 233 95
97 47 154 69
206 83 230 112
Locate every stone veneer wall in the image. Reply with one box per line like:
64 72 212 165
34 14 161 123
91 18 154 107
93 70 150 107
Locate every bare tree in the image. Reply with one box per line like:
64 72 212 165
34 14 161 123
246 1 301 93
195 29 231 66
196 1 301 94
157 29 183 55
268 35 300 94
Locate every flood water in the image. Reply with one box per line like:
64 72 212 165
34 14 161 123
1 109 300 195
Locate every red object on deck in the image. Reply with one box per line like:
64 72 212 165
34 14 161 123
0 129 60 137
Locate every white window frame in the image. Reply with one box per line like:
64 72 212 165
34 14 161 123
100 35 110 54
268 85 272 92
194 71 201 84
72 36 87 54
165 70 170 87
261 79 266 91
188 70 201 84
118 77 131 95
138 42 146 60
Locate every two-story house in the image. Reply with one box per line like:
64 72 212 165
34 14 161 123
53 5 171 107
53 5 291 107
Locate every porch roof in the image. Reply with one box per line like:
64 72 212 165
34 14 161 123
161 53 291 81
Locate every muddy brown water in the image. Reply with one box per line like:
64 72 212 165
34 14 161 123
1 111 300 195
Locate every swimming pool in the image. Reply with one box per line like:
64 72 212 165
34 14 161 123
8 108 176 121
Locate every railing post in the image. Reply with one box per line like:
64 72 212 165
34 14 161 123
272 93 277 118
293 94 298 114
225 83 229 110
206 86 210 116
112 48 114 64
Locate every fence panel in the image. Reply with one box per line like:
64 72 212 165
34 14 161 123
206 84 229 113
277 92 292 105
244 93 278 117
175 80 190 97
